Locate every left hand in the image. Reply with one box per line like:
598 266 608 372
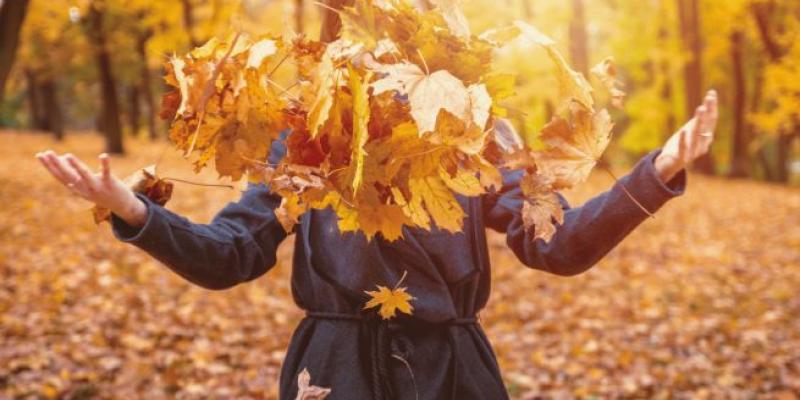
654 89 718 182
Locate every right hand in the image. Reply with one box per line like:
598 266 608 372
35 151 148 227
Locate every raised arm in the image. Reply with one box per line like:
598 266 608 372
35 144 290 290
484 150 685 276
484 90 717 276
109 183 289 289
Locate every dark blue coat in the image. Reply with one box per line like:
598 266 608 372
111 146 686 400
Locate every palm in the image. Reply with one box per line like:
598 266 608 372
35 151 137 217
656 90 718 180
666 91 717 162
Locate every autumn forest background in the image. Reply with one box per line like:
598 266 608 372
1 0 799 399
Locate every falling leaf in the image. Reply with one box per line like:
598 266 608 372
539 108 614 188
364 279 415 320
513 21 594 110
591 57 626 109
295 368 331 400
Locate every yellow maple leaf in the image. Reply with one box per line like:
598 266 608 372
364 273 415 320
409 176 464 232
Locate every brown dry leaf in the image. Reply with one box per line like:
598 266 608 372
92 165 173 224
519 173 564 242
591 57 626 109
513 21 594 110
295 368 331 400
539 108 614 188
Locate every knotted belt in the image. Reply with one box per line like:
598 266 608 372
305 311 478 400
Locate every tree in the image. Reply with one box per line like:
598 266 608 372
135 29 158 140
569 0 589 77
320 0 353 42
0 0 30 108
729 29 748 177
180 0 200 47
676 0 715 174
86 1 124 154
750 0 800 183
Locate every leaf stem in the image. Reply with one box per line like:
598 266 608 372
394 270 408 290
162 177 235 189
416 49 430 75
267 51 291 78
602 166 654 218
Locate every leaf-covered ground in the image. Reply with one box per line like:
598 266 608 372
1 132 799 399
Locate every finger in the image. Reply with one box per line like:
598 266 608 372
65 154 100 191
687 107 705 154
706 90 719 120
698 102 715 141
99 153 111 181
677 128 688 162
47 152 82 184
36 151 70 184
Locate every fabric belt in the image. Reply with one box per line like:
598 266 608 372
305 311 479 400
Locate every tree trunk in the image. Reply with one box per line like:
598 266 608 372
568 0 589 77
752 3 783 62
25 69 45 130
181 0 200 48
295 0 304 34
775 133 793 183
320 0 353 43
39 78 64 140
658 15 676 137
134 32 158 140
677 0 714 174
128 85 141 136
729 30 749 177
24 69 64 139
0 0 30 107
87 2 124 154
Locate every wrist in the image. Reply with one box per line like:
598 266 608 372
115 194 148 228
654 153 682 183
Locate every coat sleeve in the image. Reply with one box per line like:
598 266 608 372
109 183 290 289
483 148 687 276
109 136 291 290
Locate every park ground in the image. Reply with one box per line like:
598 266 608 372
0 131 799 399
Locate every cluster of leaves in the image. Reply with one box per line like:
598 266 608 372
160 0 624 242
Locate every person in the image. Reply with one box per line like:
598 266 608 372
35 90 718 399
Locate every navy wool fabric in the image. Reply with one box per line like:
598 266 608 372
111 145 686 400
